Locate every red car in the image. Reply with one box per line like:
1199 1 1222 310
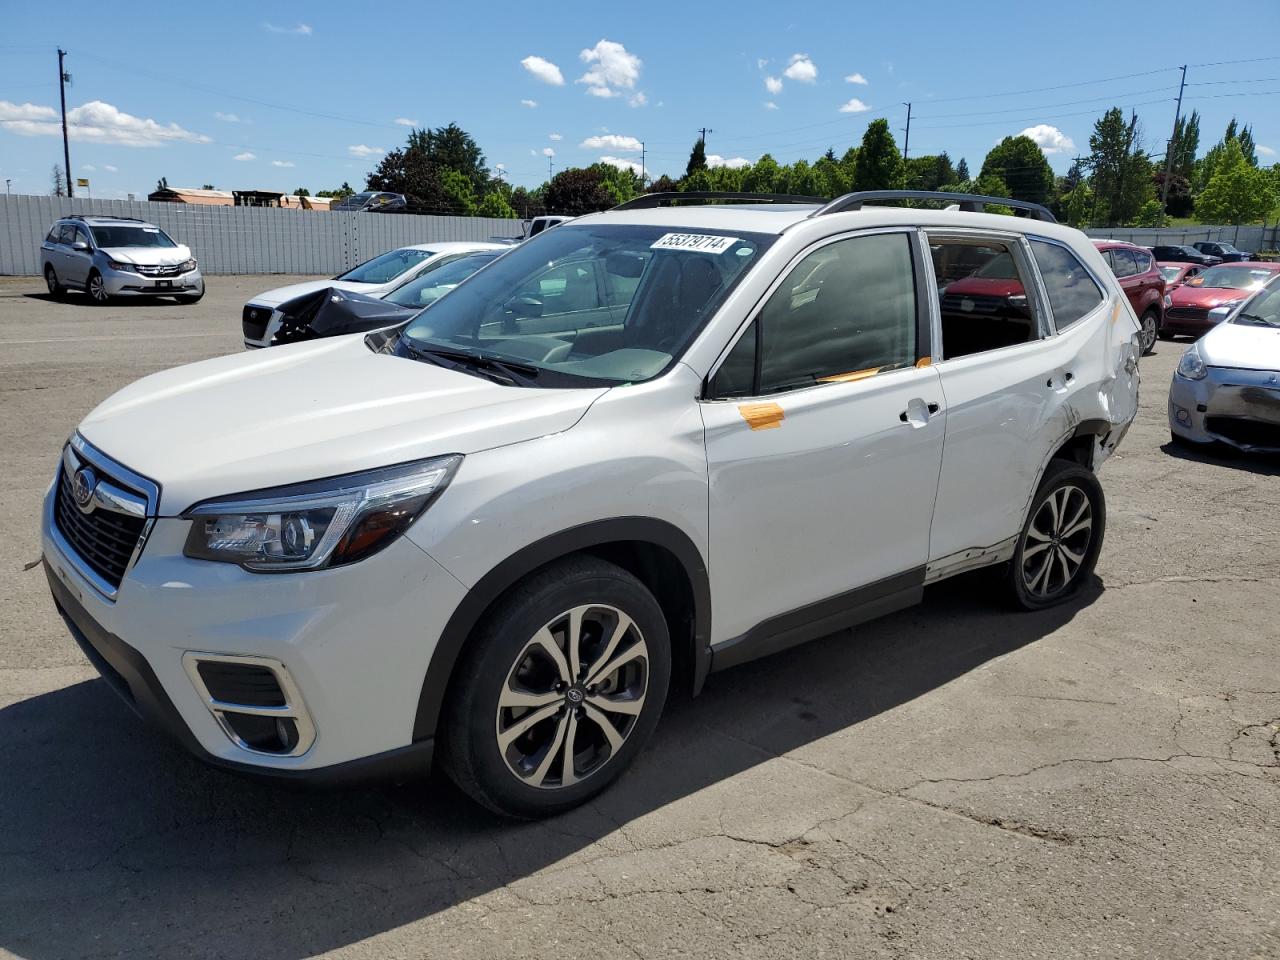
1161 261 1280 339
1093 240 1165 354
1157 261 1202 292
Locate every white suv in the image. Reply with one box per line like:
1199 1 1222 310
41 191 1140 817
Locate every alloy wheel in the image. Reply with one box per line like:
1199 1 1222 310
88 274 108 302
495 603 649 789
1140 313 1158 354
1021 483 1093 599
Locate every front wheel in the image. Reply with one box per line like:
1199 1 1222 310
1138 310 1159 355
440 556 671 818
86 270 110 305
1004 461 1106 610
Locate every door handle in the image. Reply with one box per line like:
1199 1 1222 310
900 399 941 424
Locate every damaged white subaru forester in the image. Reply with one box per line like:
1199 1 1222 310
42 190 1140 817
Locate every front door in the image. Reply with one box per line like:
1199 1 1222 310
701 229 945 655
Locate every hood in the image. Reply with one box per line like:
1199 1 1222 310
1199 321 1280 371
1170 285 1257 309
100 244 192 266
77 335 608 514
247 278 384 309
274 287 416 344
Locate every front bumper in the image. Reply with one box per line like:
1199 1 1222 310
1168 365 1280 452
242 302 280 349
42 482 468 777
102 266 204 297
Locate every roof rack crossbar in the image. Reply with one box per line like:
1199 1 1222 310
814 190 1057 223
66 214 145 223
612 191 829 211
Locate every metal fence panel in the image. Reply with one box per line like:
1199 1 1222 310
1084 224 1279 252
0 195 523 276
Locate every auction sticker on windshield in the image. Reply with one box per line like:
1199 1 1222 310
651 233 741 254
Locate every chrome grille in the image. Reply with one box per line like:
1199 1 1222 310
54 467 146 588
134 263 185 278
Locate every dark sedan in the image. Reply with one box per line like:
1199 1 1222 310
1151 244 1223 267
1193 240 1253 263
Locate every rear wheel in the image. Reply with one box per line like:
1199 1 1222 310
1138 309 1159 355
440 556 671 818
44 265 64 299
1005 461 1105 610
86 270 110 305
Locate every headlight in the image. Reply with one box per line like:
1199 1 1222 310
181 258 197 272
1163 293 1172 308
1176 347 1207 381
183 455 461 571
107 258 137 272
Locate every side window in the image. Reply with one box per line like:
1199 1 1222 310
1030 240 1105 330
1131 249 1152 274
1108 249 1138 278
930 237 1039 360
523 261 601 315
712 232 917 397
57 224 76 244
45 226 61 243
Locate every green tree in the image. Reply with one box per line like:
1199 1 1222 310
955 157 970 182
742 154 782 193
1169 110 1200 181
1132 199 1168 227
476 190 516 218
292 187 310 197
972 173 1013 214
440 169 477 215
980 135 1055 205
317 182 355 200
1195 139 1277 224
1060 182 1093 227
1087 108 1153 225
647 174 679 194
852 119 903 191
419 123 489 195
543 167 616 215
686 138 708 178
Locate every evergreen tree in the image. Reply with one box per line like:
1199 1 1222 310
686 138 708 178
852 119 903 191
955 157 970 182
1086 108 1153 225
1170 110 1199 180
1195 139 1276 224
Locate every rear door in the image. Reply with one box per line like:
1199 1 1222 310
926 231 1106 572
1105 247 1144 315
700 228 944 652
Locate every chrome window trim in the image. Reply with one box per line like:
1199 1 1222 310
50 434 161 602
181 652 318 757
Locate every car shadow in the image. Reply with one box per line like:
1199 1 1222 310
1161 439 1280 476
21 292 180 307
0 573 1100 960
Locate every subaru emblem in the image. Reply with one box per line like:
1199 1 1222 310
73 466 97 512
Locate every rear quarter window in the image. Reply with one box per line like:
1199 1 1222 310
1031 240 1105 331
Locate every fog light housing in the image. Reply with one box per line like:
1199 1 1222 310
1175 407 1191 426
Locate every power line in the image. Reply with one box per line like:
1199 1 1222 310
921 66 1180 104
911 85 1176 120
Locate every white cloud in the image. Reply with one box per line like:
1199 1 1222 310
783 54 817 83
764 101 779 111
765 75 783 95
756 57 770 69
233 152 255 161
707 154 751 169
521 55 565 86
347 144 385 158
549 132 562 141
578 39 642 99
599 155 645 176
271 160 295 168
1257 144 1276 157
629 92 647 108
104 164 118 172
580 134 642 152
520 98 538 108
0 99 209 147
263 22 311 35
542 147 555 157
214 111 242 123
845 72 868 85
1018 123 1075 155
838 98 871 114
394 117 418 127
81 164 96 171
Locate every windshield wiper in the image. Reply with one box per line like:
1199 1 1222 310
399 341 540 386
1236 312 1279 327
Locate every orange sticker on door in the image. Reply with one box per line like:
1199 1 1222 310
738 402 785 430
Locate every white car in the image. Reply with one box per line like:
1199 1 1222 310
241 242 506 348
42 190 1139 817
1169 274 1280 452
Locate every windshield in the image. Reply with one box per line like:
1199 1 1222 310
384 253 499 308
399 224 774 387
1159 266 1184 282
1192 265 1278 290
336 248 433 284
1231 280 1280 328
90 225 177 248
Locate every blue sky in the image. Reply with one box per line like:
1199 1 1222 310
3 1 1279 199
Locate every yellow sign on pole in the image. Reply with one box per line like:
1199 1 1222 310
76 178 89 187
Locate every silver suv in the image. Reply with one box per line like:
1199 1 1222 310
41 215 204 304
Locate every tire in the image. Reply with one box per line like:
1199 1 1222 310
440 556 671 818
44 265 65 299
1004 460 1106 611
1138 309 1159 355
1157 329 1175 341
86 270 110 305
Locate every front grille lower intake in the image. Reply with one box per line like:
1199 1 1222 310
183 653 316 757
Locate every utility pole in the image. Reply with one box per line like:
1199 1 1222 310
698 127 713 147
640 141 646 186
58 48 73 198
548 154 554 180
4 179 10 197
1160 65 1187 207
901 102 912 162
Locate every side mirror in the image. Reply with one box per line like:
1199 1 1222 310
71 240 89 252
503 296 543 318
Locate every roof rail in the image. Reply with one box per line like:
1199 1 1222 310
613 191 829 211
814 190 1057 223
66 214 145 223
